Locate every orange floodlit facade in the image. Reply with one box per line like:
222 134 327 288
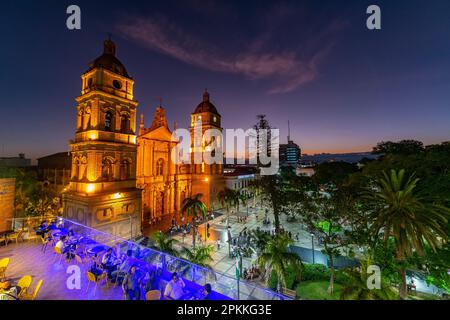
62 39 225 236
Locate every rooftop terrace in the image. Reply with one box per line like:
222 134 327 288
0 217 290 300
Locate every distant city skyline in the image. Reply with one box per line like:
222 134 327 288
1 0 450 161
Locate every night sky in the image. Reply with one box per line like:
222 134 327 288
1 0 450 161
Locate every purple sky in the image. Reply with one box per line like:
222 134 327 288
1 0 450 161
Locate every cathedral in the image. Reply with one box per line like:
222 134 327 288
62 39 224 238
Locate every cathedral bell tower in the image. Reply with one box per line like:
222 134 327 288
190 90 224 210
62 39 142 239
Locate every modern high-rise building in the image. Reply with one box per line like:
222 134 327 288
279 121 301 166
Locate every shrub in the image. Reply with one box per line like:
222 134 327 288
268 265 298 290
301 264 330 281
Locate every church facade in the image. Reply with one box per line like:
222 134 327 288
137 91 225 228
63 39 225 237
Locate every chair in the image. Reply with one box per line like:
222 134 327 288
17 275 33 298
8 230 24 244
53 246 64 264
86 271 107 296
75 254 86 268
41 236 49 253
146 290 161 300
0 257 10 281
21 279 43 300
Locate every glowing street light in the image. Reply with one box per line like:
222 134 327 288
86 184 95 193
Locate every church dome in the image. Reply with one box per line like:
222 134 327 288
194 90 220 115
87 39 130 78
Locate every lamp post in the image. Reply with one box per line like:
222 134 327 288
227 226 232 258
311 233 315 264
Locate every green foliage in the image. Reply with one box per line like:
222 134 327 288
313 161 359 187
296 281 343 300
372 140 424 156
182 245 214 267
367 169 450 299
300 264 330 281
181 193 207 248
339 257 398 300
249 228 273 254
257 234 302 291
151 231 179 256
268 264 297 290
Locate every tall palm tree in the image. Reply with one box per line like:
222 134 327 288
257 234 302 294
181 193 207 249
368 169 449 299
217 188 239 224
181 244 216 283
340 257 396 300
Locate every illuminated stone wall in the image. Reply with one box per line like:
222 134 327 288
0 178 15 233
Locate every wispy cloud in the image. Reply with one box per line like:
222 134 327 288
117 15 345 94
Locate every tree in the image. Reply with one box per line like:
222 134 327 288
367 169 449 299
257 234 302 294
217 188 239 223
151 231 179 270
372 140 424 156
340 257 396 300
239 192 252 216
152 231 178 256
181 193 207 249
302 187 358 295
181 244 216 283
250 228 274 254
250 167 297 234
313 161 358 188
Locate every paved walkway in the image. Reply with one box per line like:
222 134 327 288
166 206 325 284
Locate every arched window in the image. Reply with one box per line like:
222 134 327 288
156 158 164 176
120 160 131 180
105 111 114 131
102 158 114 180
120 114 130 133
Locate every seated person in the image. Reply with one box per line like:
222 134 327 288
67 230 76 242
89 253 104 279
143 268 163 293
111 250 134 283
0 281 18 300
55 235 73 260
101 248 118 278
202 283 212 300
164 272 186 300
122 265 141 300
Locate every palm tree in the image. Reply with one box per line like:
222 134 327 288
181 193 207 249
257 234 302 294
340 257 396 300
217 188 239 225
181 245 216 283
152 231 179 256
151 231 179 270
250 228 273 254
368 169 449 299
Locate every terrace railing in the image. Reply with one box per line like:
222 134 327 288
7 216 291 300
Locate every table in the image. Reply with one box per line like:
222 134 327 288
87 245 108 256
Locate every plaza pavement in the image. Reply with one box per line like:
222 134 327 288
167 206 324 283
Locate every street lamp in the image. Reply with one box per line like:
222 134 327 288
311 233 315 264
227 226 232 258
